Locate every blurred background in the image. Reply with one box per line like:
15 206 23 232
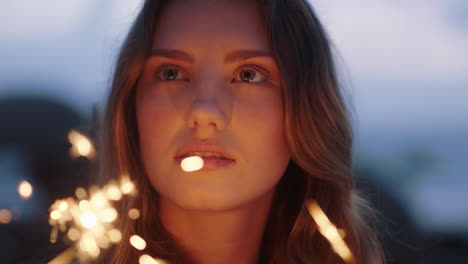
0 0 466 263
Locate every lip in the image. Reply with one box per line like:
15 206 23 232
175 156 235 171
174 140 236 161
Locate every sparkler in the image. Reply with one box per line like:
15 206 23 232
47 179 133 262
305 199 355 263
47 155 202 263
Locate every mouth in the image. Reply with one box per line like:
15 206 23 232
175 152 234 160
175 154 235 171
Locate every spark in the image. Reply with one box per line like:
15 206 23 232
108 229 122 243
128 208 140 220
120 174 135 195
105 183 122 201
18 180 33 199
305 199 355 263
75 187 87 200
68 130 96 159
48 178 136 262
130 235 147 250
80 212 97 228
139 254 170 264
68 228 81 241
139 254 160 264
180 156 204 172
47 168 168 263
0 209 12 224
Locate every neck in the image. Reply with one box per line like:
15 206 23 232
159 190 275 264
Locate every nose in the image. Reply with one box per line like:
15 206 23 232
186 91 228 137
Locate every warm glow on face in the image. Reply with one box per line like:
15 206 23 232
0 209 12 224
130 235 147 250
305 200 354 263
18 180 33 199
180 156 204 172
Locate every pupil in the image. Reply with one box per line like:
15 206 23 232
164 69 178 80
241 70 255 82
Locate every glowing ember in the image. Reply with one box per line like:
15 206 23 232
305 200 354 263
0 209 12 224
18 180 33 199
130 235 147 250
180 156 204 172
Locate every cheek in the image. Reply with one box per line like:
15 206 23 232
136 90 179 167
235 92 290 184
238 92 287 153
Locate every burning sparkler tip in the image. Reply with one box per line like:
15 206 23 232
180 156 204 172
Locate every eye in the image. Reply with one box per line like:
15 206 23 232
156 65 187 81
234 65 269 84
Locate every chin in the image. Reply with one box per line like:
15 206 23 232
173 191 245 212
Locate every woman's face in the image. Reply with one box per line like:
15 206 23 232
136 0 290 211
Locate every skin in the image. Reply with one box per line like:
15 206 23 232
136 0 291 263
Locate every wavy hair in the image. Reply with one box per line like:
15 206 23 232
99 0 386 263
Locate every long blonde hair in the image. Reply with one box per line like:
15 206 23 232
99 0 386 263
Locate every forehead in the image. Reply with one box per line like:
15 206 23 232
152 0 269 54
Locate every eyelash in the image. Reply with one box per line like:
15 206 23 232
154 64 271 85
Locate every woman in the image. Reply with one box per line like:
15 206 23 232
100 0 385 263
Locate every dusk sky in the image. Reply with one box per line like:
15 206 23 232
1 0 467 230
1 0 467 136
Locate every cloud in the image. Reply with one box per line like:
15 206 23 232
310 0 468 81
0 0 94 38
0 0 143 110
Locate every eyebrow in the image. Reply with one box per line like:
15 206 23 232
149 48 273 64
